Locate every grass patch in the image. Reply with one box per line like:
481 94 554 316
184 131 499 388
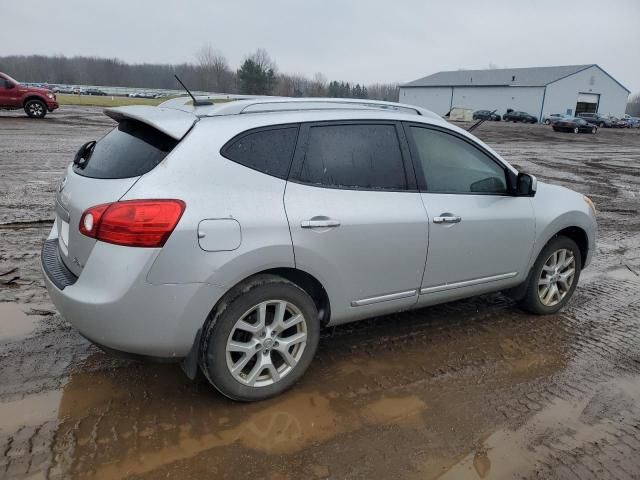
56 94 176 107
57 94 235 108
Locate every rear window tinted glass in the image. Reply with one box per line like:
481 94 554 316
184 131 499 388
298 124 407 190
222 127 298 179
73 120 178 179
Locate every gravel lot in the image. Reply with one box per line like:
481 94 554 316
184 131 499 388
1 107 640 479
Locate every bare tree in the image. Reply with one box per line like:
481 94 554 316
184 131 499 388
196 43 232 92
309 72 327 97
626 93 640 117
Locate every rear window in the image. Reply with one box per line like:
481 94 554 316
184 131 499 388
221 126 299 179
297 124 407 190
73 120 178 179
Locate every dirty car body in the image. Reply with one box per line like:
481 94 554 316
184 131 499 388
42 97 597 400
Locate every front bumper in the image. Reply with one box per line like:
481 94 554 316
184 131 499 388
47 101 59 112
42 226 225 358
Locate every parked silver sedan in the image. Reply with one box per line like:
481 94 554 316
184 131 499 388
42 98 596 401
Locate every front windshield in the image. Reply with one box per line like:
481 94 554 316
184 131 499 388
2 73 19 85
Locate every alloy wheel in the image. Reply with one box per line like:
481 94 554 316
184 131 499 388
28 102 45 117
225 300 308 387
537 248 576 307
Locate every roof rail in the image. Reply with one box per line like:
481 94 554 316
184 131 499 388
159 96 442 120
237 98 425 116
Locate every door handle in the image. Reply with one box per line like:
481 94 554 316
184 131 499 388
301 218 341 228
433 214 462 224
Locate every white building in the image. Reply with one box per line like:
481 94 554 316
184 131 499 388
399 65 630 119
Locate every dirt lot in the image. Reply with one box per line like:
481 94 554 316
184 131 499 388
1 107 640 479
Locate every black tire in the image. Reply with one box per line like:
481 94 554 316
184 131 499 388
591 127 597 134
24 99 47 118
199 274 320 401
573 127 579 134
519 236 582 315
599 122 605 128
544 119 551 125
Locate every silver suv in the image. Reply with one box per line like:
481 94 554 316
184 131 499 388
42 98 596 401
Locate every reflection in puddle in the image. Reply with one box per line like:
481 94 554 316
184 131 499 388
0 302 39 341
362 395 426 425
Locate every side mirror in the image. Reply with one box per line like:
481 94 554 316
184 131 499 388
516 172 537 196
5 81 15 89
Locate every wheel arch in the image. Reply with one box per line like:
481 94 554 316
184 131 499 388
182 267 330 380
22 95 47 107
554 226 589 269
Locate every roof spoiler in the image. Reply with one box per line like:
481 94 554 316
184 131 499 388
104 106 198 140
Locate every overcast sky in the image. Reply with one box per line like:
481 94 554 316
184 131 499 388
2 0 639 94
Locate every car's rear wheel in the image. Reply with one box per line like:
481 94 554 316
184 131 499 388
599 122 605 128
573 127 580 134
519 236 581 315
199 274 320 401
24 99 47 118
591 127 597 134
544 119 551 125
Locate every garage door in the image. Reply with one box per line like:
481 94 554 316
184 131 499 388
575 93 600 115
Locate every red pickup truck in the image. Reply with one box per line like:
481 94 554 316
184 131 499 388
0 72 59 118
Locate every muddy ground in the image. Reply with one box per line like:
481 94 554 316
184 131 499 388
1 107 639 479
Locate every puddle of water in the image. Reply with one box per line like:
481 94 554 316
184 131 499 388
439 375 640 479
0 390 63 434
361 395 427 425
0 302 39 341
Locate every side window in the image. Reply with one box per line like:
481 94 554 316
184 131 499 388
222 127 298 179
298 124 407 190
0 78 6 89
410 127 507 194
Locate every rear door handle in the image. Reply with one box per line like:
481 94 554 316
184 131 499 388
301 218 341 228
433 214 462 224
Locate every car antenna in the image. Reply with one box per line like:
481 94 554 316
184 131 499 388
174 74 212 106
467 109 498 133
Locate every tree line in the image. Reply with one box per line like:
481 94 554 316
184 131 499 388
0 46 399 101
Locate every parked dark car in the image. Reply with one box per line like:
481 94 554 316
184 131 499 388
542 113 569 125
609 117 631 128
503 110 538 123
473 110 501 121
552 117 597 134
577 113 612 128
84 88 107 96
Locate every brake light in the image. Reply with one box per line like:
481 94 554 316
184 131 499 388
79 199 186 247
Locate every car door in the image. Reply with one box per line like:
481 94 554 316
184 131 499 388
404 123 535 306
284 121 428 325
0 77 17 106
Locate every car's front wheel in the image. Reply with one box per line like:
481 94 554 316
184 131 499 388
573 127 580 134
520 236 581 315
544 119 551 125
591 127 597 134
24 99 47 118
199 274 320 401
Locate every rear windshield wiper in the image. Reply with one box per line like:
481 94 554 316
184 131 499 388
73 140 96 169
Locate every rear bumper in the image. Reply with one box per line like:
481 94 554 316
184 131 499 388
42 226 225 358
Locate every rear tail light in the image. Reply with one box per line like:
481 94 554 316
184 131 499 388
79 199 186 247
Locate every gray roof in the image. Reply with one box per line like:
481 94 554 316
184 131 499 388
402 65 601 88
